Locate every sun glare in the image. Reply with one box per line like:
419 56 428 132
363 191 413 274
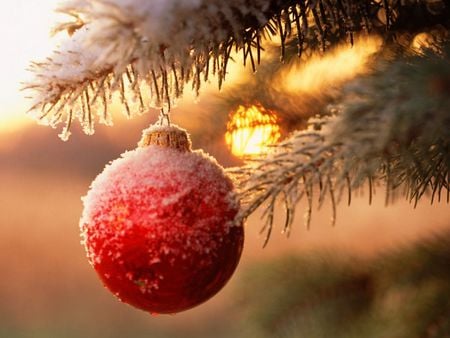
0 0 61 133
281 36 382 93
225 104 281 158
225 37 382 158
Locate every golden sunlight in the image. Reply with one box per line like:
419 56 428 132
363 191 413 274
411 32 438 53
0 0 60 133
281 36 382 93
225 104 281 158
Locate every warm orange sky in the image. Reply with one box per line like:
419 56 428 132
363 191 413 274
0 0 61 132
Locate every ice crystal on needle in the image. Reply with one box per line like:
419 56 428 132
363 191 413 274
25 0 281 139
26 0 415 139
26 25 112 139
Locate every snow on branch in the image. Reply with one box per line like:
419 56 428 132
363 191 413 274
24 0 450 139
228 47 450 246
25 0 287 140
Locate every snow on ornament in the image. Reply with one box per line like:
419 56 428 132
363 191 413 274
80 121 244 314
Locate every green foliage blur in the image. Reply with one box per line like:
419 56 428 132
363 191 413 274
236 230 450 338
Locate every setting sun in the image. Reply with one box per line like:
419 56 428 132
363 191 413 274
225 104 281 158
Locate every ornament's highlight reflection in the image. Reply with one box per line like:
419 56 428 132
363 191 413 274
225 104 281 158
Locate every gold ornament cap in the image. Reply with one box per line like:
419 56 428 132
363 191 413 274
138 123 192 152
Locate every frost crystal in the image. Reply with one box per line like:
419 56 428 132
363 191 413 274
25 0 279 139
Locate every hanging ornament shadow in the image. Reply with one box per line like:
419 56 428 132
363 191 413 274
80 119 244 314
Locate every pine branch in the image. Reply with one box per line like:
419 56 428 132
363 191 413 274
24 0 450 139
228 45 450 245
238 255 373 338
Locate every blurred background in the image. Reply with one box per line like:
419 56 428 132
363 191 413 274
0 1 449 338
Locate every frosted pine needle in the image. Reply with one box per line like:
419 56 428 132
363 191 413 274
228 48 450 244
24 0 447 139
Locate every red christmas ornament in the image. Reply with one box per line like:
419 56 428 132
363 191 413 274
80 124 244 314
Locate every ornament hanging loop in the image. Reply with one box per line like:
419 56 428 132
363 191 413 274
139 112 191 152
159 109 171 127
